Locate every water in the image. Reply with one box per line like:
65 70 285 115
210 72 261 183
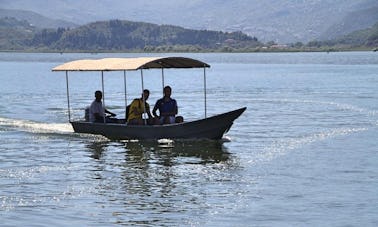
0 52 377 226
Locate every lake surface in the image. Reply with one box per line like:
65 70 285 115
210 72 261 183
0 52 377 226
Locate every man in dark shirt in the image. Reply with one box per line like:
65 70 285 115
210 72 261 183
152 86 178 124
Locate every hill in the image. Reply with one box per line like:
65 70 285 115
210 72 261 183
0 17 35 50
320 6 378 40
1 18 262 52
0 8 76 28
1 0 378 43
324 22 378 48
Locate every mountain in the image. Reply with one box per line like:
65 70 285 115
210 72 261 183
2 16 376 52
1 18 261 51
320 6 378 40
0 8 76 28
1 0 378 43
0 17 35 50
51 20 260 51
322 22 378 48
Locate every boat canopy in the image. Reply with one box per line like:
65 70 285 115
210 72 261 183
52 57 210 72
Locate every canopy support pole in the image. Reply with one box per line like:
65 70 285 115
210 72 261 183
124 70 128 120
65 71 71 122
203 66 207 118
161 68 165 93
101 71 105 123
140 69 147 125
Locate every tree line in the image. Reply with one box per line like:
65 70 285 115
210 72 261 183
2 18 261 52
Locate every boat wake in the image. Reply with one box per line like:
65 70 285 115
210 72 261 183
0 116 73 135
248 127 369 164
251 97 377 114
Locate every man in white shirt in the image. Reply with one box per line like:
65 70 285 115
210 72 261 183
89 90 116 123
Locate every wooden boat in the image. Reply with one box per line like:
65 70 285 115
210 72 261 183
52 57 246 140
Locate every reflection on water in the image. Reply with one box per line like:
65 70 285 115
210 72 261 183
85 139 230 164
86 140 106 160
82 139 235 225
127 140 230 164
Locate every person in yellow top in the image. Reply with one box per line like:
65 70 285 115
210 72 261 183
127 89 155 125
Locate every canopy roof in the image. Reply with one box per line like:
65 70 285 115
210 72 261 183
52 57 210 71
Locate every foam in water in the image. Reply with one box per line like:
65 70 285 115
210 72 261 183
158 138 174 148
0 117 73 134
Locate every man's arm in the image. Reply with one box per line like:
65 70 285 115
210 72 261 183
152 100 160 118
174 100 178 115
105 109 116 117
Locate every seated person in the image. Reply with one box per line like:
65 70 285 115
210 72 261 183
89 90 116 123
127 89 155 125
153 86 181 124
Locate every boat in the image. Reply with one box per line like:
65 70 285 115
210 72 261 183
52 56 246 140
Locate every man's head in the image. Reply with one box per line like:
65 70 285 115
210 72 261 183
142 89 150 100
163 86 171 97
95 90 102 101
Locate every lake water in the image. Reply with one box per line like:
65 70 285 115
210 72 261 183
0 51 377 226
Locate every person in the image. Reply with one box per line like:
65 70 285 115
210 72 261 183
153 86 180 124
127 89 155 125
89 90 116 123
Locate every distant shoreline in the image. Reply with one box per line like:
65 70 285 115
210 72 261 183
0 47 376 54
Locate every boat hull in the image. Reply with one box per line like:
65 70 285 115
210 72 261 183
71 107 246 140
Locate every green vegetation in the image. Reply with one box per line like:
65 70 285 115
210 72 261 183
0 17 36 50
1 17 377 52
0 18 261 52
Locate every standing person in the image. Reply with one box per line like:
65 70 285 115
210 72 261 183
89 90 116 123
127 89 154 125
153 86 178 124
